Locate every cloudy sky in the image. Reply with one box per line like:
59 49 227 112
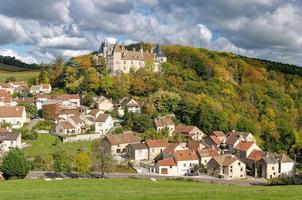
0 0 301 65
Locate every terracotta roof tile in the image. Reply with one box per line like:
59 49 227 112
104 132 140 145
212 131 225 137
173 149 198 161
145 139 170 148
155 117 174 128
235 141 255 151
246 150 265 161
95 114 111 122
198 149 220 158
158 157 176 166
0 106 25 117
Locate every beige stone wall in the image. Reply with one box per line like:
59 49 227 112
148 147 165 161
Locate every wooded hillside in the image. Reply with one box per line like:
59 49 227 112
37 45 302 161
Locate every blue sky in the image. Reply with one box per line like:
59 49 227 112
0 0 302 66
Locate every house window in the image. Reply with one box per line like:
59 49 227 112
183 163 186 167
273 172 276 175
152 149 155 153
272 166 275 170
116 149 121 153
241 168 243 171
190 163 192 167
238 162 241 166
170 166 172 169
204 160 207 163
230 169 233 172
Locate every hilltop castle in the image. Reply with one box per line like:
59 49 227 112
97 41 167 74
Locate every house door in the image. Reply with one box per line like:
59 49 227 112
161 168 168 174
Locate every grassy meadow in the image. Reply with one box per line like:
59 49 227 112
24 134 96 158
0 70 39 82
0 178 301 200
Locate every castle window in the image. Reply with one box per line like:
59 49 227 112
124 61 126 64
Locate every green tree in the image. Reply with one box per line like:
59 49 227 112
38 70 49 84
151 90 181 114
53 148 72 174
1 148 30 179
74 152 91 176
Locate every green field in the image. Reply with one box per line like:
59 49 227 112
0 178 301 200
24 134 96 158
0 70 39 82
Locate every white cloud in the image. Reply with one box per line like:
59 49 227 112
0 49 37 64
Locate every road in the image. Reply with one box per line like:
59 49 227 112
25 171 268 186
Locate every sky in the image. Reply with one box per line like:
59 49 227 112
0 0 302 66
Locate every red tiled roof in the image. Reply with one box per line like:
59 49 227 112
104 132 140 145
155 117 174 128
173 149 198 161
247 150 265 161
212 131 225 137
145 139 170 148
95 114 111 122
198 149 220 158
212 155 238 166
158 157 176 166
52 94 80 100
235 141 254 151
209 135 222 145
163 143 178 153
175 125 196 135
0 106 25 117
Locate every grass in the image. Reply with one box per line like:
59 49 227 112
0 70 39 82
0 178 301 200
24 134 96 158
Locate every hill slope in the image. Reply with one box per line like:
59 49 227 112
44 44 302 161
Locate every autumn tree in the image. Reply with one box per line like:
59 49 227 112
75 152 91 176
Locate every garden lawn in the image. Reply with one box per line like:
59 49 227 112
24 134 96 158
0 178 301 200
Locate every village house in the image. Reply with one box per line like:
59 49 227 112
172 149 199 176
271 153 294 177
174 125 205 141
87 109 104 120
207 155 246 180
225 131 256 153
100 131 140 156
0 106 26 128
246 151 294 179
156 157 178 175
0 81 28 94
197 148 220 166
55 116 89 136
211 131 226 143
145 139 170 161
234 141 261 160
0 132 22 152
257 154 280 179
35 94 52 110
116 97 141 116
52 94 81 107
204 135 222 149
126 143 148 161
187 140 210 152
96 96 114 111
98 41 166 75
161 143 187 160
30 84 52 94
94 114 114 135
154 116 175 137
55 120 77 136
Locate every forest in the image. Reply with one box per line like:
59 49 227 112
36 44 302 161
0 55 40 70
